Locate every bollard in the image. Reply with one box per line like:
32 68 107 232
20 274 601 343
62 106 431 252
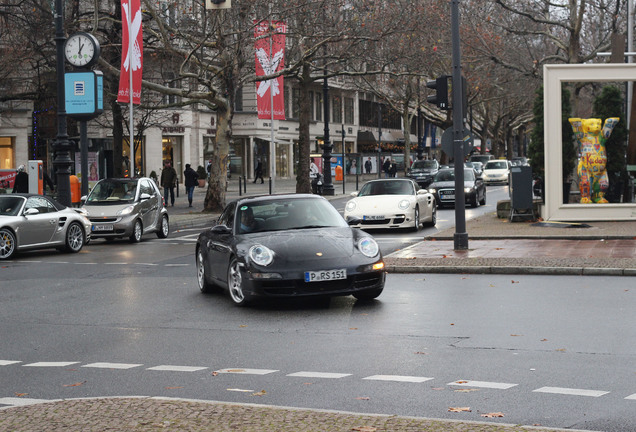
243 175 247 194
238 176 242 196
268 177 272 195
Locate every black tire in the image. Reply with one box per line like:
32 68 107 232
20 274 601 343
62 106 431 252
129 219 143 243
227 257 249 306
156 214 169 238
424 204 437 227
410 206 420 232
196 248 216 293
471 194 479 208
0 228 17 260
353 287 383 301
64 222 85 253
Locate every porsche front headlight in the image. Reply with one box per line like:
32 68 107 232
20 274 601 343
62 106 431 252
249 244 274 266
398 199 410 210
357 237 379 258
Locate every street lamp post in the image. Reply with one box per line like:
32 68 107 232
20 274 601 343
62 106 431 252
52 0 73 207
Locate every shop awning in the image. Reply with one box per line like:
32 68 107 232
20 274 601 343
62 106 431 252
254 136 293 144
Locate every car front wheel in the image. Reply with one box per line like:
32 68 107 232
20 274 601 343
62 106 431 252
197 248 216 293
0 228 17 260
227 257 249 306
425 204 437 227
411 206 420 232
129 219 143 243
156 214 169 238
64 222 85 253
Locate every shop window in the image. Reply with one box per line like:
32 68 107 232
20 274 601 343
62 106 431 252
0 137 14 169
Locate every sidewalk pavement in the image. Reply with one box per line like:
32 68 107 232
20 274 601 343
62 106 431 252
2 177 624 431
169 176 636 277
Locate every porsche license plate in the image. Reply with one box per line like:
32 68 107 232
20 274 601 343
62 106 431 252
305 269 347 282
363 215 384 220
92 224 114 232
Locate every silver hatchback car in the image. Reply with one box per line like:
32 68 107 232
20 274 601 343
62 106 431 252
82 177 169 242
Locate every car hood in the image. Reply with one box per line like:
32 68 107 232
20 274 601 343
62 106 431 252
429 181 475 189
484 169 508 175
82 203 137 216
410 169 437 175
237 227 378 264
349 195 412 212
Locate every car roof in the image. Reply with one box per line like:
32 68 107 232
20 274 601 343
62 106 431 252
232 193 324 206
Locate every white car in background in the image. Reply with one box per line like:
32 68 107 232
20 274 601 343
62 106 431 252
482 160 512 185
344 178 436 231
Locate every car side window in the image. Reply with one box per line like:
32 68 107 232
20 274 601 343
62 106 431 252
140 180 153 196
25 196 54 214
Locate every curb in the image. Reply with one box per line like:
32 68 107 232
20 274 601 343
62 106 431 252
384 264 636 276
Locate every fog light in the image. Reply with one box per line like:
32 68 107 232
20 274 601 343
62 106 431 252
372 262 385 270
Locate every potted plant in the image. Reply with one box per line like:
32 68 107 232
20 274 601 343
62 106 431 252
196 166 207 187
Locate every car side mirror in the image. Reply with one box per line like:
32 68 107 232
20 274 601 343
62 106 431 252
346 216 362 226
139 193 151 201
211 224 232 234
350 192 359 197
416 189 427 195
24 208 39 215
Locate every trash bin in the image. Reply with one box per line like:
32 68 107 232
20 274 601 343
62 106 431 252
70 175 81 207
509 165 534 222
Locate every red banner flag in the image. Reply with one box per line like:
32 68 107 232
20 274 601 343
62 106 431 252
254 20 286 120
117 0 143 104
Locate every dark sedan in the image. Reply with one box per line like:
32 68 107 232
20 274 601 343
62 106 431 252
196 194 386 306
427 168 486 208
407 159 439 188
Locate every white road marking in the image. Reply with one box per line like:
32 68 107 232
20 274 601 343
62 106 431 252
448 380 518 390
147 365 208 372
134 263 159 266
532 387 609 397
287 372 351 379
215 368 279 375
226 388 254 392
0 397 56 406
75 262 97 265
165 264 190 267
82 362 142 370
626 393 636 400
0 360 21 366
363 375 433 383
23 362 79 367
105 262 128 265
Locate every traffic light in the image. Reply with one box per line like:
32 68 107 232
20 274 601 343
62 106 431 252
426 76 449 110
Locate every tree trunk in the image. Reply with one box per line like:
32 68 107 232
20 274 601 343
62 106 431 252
203 107 230 213
111 100 124 178
402 108 411 175
296 63 312 193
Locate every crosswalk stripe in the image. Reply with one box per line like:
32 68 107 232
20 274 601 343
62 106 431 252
215 368 278 375
23 362 79 367
287 372 351 379
363 375 433 383
82 363 142 370
147 365 208 372
0 397 55 406
448 380 517 389
0 360 21 366
532 387 609 397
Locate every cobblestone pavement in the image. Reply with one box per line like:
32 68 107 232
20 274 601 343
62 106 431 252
0 397 589 432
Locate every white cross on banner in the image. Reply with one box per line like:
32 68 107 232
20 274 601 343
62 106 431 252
117 0 143 104
254 20 286 120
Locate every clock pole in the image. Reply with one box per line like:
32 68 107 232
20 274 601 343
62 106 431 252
53 0 73 207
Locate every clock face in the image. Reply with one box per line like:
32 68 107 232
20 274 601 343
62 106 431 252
65 33 99 68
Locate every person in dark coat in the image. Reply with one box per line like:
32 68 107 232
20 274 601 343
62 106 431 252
382 158 391 178
183 163 199 208
12 165 29 193
253 159 264 184
160 161 177 207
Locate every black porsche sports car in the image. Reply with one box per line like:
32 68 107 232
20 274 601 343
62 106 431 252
195 194 386 306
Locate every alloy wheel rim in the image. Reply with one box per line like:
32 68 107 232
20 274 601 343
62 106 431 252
197 251 205 289
68 224 83 251
162 217 169 235
229 261 244 303
0 231 14 258
135 221 142 240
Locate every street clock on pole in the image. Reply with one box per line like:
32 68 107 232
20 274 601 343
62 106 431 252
64 32 101 68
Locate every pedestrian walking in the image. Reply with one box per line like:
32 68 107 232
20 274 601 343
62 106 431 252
183 163 199 208
160 160 177 207
12 165 28 193
364 157 372 174
389 161 397 178
253 159 264 184
382 158 391 178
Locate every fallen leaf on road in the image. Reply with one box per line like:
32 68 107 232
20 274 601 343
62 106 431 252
251 390 267 396
510 334 523 337
432 387 445 390
555 348 566 352
414 351 428 355
448 407 471 412
454 389 478 393
211 371 219 376
63 381 85 387
165 386 183 390
481 412 504 418
454 380 468 384
349 327 358 330
239 325 248 328
355 397 371 400
540 339 548 342
14 393 28 397
352 427 377 432
511 280 519 283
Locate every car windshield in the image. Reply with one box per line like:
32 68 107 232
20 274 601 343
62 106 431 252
236 197 347 234
411 160 437 170
485 161 509 170
358 180 414 197
86 179 139 204
433 169 474 182
0 196 25 216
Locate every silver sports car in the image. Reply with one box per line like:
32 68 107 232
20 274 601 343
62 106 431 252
0 194 92 260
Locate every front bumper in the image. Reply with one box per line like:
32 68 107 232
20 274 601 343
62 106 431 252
345 212 416 229
88 214 138 238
